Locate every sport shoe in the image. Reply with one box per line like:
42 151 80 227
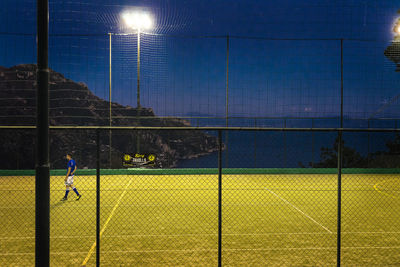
61 197 68 201
76 195 81 201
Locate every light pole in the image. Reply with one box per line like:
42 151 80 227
122 11 153 153
108 33 112 168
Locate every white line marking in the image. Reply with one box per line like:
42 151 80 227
81 176 134 266
266 188 333 234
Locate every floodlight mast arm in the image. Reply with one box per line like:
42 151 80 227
137 28 141 109
122 11 153 154
122 11 153 109
137 28 141 153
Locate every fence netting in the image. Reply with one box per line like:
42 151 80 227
1 128 400 266
0 129 35 266
2 2 400 265
341 132 400 265
3 33 400 129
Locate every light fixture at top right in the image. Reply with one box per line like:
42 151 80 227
396 24 400 35
122 11 153 31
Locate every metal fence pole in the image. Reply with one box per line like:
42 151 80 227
254 119 257 168
284 119 287 168
226 35 229 128
36 0 50 266
337 130 343 267
96 129 101 267
218 130 223 267
312 118 315 167
225 131 229 168
340 39 344 129
109 33 112 169
337 38 344 267
225 35 229 169
367 120 370 167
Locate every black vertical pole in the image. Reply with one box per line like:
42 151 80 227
367 120 370 167
218 130 222 267
226 35 229 128
311 118 315 168
337 38 344 267
337 130 343 267
225 132 229 168
225 35 229 169
109 33 112 169
36 0 50 266
283 119 287 168
340 39 344 130
96 129 101 267
254 119 257 168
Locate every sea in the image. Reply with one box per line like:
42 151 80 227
176 118 399 168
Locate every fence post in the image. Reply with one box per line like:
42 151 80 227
311 118 314 167
337 38 344 267
226 35 229 128
36 0 50 266
284 118 287 168
337 130 343 267
109 33 112 169
225 34 229 169
218 130 223 267
225 131 229 168
254 120 257 168
367 120 370 167
96 129 101 267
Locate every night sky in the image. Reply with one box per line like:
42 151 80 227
1 0 400 123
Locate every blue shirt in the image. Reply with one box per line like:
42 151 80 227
67 159 76 176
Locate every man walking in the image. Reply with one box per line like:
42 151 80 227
61 153 81 201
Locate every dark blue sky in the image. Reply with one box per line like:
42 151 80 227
1 0 400 122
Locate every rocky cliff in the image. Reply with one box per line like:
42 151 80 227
0 64 218 169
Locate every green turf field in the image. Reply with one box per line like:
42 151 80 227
1 170 400 266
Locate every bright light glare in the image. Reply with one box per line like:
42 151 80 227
396 24 400 34
122 12 153 30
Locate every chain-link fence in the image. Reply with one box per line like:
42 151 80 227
1 127 400 266
0 129 36 265
2 33 400 127
2 1 400 266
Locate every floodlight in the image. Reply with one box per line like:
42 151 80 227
122 11 153 30
396 24 400 34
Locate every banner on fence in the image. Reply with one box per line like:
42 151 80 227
122 153 156 168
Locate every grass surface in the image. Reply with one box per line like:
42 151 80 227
1 173 400 266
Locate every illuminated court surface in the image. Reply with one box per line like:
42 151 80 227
1 171 399 266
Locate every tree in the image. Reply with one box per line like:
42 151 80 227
313 136 368 168
368 134 400 168
384 10 400 71
312 135 400 169
384 134 400 154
